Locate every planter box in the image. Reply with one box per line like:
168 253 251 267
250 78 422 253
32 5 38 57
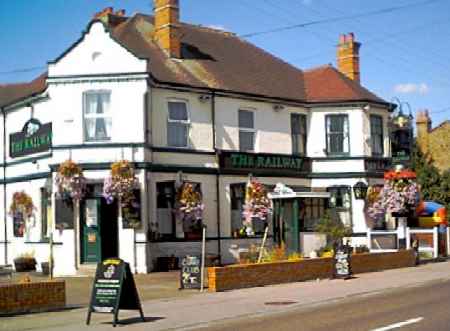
0 281 65 315
208 250 416 292
13 258 37 272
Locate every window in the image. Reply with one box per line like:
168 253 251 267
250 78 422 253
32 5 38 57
370 115 384 156
83 91 112 141
302 198 327 231
230 183 267 236
291 114 307 155
325 115 349 155
238 110 255 152
327 186 352 228
167 100 190 147
155 181 202 240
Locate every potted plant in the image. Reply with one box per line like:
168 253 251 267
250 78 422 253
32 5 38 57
14 251 37 272
315 209 352 249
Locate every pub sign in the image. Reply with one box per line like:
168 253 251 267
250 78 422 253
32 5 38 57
10 119 52 158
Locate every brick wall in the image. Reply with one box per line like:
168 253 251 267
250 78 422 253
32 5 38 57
208 250 416 292
0 281 66 315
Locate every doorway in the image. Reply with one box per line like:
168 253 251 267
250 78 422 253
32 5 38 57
80 184 119 264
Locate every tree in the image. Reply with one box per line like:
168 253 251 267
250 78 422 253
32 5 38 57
411 144 450 212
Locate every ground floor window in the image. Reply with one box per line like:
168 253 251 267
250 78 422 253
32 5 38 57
40 188 52 240
230 182 269 237
302 197 327 231
327 186 352 228
155 181 203 240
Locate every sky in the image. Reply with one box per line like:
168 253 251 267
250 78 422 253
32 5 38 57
1 0 449 125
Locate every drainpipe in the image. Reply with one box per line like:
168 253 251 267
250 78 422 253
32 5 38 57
211 91 222 264
2 107 7 265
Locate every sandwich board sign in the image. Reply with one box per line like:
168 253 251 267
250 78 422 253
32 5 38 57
86 258 144 327
333 244 352 280
180 255 201 289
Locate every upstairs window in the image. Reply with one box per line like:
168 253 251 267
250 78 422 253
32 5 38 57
83 91 111 141
370 115 384 156
167 100 190 148
238 109 255 152
291 113 307 155
326 114 349 155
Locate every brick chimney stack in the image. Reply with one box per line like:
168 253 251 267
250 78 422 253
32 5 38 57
337 33 361 83
416 109 432 154
153 0 181 58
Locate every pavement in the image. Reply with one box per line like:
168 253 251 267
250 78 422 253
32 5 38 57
3 261 450 331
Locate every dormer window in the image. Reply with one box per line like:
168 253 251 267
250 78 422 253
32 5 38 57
83 91 112 141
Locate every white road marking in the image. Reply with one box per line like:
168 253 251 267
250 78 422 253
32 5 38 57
371 317 424 331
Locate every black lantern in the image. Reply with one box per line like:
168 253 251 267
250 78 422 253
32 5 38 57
353 181 368 200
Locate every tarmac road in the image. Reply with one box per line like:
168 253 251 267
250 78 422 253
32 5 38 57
198 279 450 331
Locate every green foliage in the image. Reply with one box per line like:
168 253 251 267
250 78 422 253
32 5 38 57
412 144 450 212
315 209 352 246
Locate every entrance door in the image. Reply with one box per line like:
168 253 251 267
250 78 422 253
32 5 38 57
81 199 101 263
273 199 300 254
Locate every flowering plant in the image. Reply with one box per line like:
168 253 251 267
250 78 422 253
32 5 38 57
175 183 204 222
242 179 272 235
9 191 35 219
367 170 419 222
55 160 86 201
103 160 139 204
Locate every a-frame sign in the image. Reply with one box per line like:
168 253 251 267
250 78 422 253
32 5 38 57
86 258 144 327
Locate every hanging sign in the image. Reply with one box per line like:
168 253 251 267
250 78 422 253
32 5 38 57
86 258 144 327
333 244 352 279
218 151 311 174
9 119 52 158
180 255 201 289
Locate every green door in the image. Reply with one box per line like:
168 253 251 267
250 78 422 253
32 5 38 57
81 199 102 263
273 199 300 254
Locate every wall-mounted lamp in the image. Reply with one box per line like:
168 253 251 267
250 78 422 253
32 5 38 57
198 94 211 102
273 104 284 112
353 181 368 200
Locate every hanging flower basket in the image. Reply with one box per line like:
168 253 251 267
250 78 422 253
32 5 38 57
242 179 272 235
55 160 86 201
103 160 139 205
367 170 419 224
175 182 204 223
9 191 35 219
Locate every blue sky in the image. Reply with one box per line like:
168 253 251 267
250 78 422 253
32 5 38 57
1 0 449 125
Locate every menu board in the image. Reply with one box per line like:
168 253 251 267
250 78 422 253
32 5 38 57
333 245 352 279
180 255 201 289
86 258 144 326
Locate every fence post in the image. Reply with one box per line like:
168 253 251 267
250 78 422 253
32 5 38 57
447 227 450 256
367 229 372 251
433 226 438 258
406 227 411 250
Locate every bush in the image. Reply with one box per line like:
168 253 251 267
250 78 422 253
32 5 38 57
315 209 352 247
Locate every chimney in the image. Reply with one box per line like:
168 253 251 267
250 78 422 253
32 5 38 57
337 33 361 83
416 109 432 154
93 7 126 27
153 0 181 58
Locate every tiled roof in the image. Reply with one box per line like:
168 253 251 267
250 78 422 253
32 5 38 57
0 14 388 108
303 65 385 104
0 73 47 108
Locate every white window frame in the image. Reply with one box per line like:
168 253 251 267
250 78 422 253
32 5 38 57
167 98 191 148
82 90 112 142
238 108 256 152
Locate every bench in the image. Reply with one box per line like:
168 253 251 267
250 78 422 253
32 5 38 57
0 264 13 279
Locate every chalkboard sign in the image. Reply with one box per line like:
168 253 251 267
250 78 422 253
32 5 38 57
333 244 352 279
86 258 144 327
180 255 201 289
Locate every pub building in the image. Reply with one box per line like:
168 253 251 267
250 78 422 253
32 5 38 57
0 1 393 275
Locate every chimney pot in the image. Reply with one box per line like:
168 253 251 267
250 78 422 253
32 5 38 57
153 0 181 58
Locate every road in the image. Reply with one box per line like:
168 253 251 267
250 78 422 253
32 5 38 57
198 279 450 331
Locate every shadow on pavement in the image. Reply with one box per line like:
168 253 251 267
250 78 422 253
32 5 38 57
101 316 165 325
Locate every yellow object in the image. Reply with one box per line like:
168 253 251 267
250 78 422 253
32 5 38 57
418 216 444 228
321 251 334 258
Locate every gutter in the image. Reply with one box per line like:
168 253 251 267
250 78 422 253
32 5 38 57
1 106 7 265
